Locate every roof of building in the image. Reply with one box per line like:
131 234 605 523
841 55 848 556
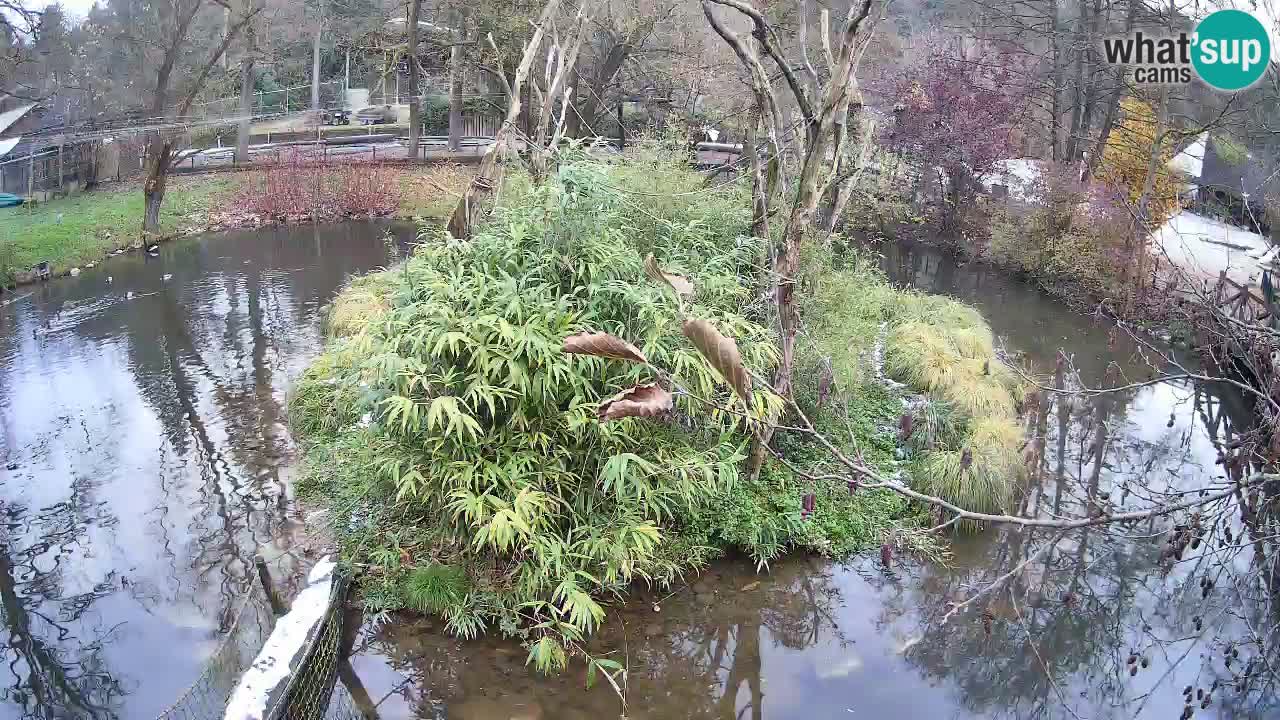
1168 132 1207 178
0 104 36 136
1198 134 1279 199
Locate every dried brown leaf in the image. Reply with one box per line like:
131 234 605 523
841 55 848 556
681 317 752 401
598 383 673 422
563 332 647 364
644 254 695 299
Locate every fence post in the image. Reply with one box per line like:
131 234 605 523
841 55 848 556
27 151 34 199
255 555 288 616
618 103 625 151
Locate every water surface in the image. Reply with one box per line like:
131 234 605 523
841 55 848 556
0 221 412 719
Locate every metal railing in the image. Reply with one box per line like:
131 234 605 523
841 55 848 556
191 81 349 122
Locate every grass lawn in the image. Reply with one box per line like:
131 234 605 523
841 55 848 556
0 164 471 286
0 175 239 284
394 164 473 221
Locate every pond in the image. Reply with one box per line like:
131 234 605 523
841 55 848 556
0 221 414 720
0 227 1272 720
344 238 1277 720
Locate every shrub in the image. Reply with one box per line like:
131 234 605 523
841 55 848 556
293 149 776 671
802 242 1024 536
1097 97 1184 228
420 94 496 135
803 263 1028 524
237 153 399 221
839 147 915 235
986 165 1141 294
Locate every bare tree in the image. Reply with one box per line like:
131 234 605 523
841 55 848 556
0 0 43 102
701 0 878 477
139 0 262 235
446 0 563 238
529 2 592 183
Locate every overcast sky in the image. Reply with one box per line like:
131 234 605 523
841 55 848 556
19 0 1280 57
27 0 94 20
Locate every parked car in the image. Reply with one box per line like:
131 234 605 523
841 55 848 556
355 105 397 125
321 108 352 125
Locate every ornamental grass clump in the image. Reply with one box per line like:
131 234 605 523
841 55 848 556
804 245 1026 531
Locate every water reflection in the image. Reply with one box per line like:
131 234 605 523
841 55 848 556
352 238 1278 719
0 221 412 719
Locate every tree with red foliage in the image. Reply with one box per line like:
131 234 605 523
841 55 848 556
884 43 1028 229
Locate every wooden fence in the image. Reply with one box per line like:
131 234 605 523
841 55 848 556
1213 271 1272 327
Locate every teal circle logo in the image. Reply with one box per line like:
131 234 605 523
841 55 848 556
1192 9 1270 91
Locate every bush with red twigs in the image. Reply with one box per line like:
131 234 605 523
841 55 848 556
237 149 400 222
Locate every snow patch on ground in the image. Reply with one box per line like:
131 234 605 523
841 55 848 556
223 556 336 720
1168 132 1207 178
1154 210 1270 285
980 159 1045 201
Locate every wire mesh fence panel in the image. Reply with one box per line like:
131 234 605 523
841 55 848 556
154 585 275 720
269 574 353 720
321 674 370 720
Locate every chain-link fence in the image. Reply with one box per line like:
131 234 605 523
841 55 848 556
150 562 370 720
153 585 276 720
270 573 365 720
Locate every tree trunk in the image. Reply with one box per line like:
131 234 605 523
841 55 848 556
236 23 256 165
1071 0 1104 162
564 66 582 138
1081 0 1135 185
448 11 465 152
745 112 770 241
576 43 629 138
1049 0 1063 162
311 0 324 113
1063 0 1087 162
406 0 423 160
142 138 173 235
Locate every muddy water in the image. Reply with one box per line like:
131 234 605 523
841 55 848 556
348 239 1276 720
0 222 413 719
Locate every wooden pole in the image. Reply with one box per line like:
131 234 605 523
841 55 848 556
27 150 34 199
255 555 288 615
617 102 624 151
